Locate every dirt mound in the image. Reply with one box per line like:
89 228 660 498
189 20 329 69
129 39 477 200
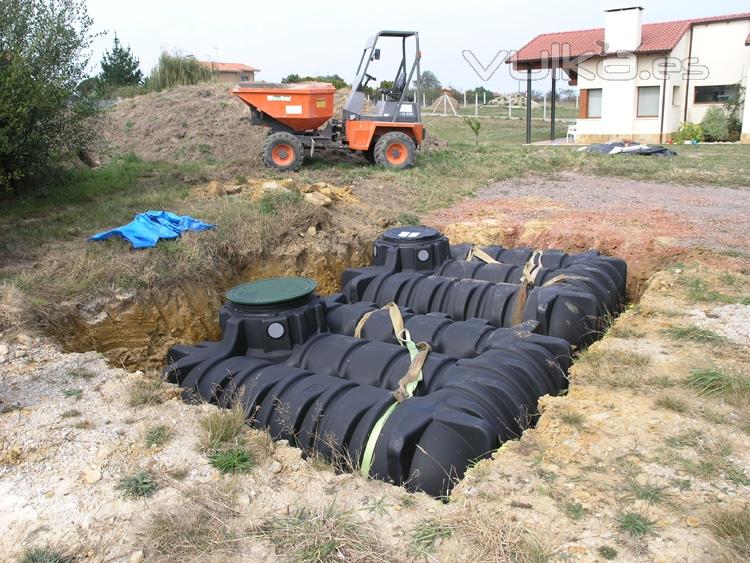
97 83 357 165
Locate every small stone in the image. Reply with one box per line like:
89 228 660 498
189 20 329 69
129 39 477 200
0 344 8 356
307 226 317 236
81 467 102 484
686 516 700 527
129 550 144 563
224 184 243 195
237 494 251 507
0 354 7 364
15 334 32 346
304 192 332 207
270 461 283 474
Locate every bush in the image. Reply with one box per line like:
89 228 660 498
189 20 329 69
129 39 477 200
672 122 704 143
0 0 97 194
147 51 212 92
700 107 730 142
282 73 348 89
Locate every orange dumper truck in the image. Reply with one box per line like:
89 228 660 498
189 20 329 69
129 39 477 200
233 31 424 171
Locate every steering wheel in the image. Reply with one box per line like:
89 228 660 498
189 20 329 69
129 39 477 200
364 72 377 85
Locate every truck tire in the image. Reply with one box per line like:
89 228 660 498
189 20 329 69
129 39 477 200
373 131 416 170
262 132 304 171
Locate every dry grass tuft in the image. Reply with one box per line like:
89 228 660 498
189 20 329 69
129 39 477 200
144 478 242 561
710 507 750 558
655 396 688 413
574 347 652 388
128 370 169 407
435 503 548 562
200 402 248 453
0 283 24 332
256 502 392 562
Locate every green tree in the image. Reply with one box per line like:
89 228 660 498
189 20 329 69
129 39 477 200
468 86 495 103
415 70 441 91
99 35 142 89
0 0 97 194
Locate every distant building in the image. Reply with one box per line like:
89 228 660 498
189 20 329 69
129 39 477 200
510 7 750 144
200 61 259 83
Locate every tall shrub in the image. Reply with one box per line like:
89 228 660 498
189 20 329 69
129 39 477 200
147 51 212 92
0 0 96 194
700 107 729 142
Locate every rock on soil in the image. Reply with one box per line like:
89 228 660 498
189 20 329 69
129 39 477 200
691 303 750 345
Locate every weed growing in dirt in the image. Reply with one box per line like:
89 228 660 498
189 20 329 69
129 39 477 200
19 547 75 563
60 409 81 418
628 481 670 504
66 360 96 380
362 496 389 516
686 368 750 405
608 324 644 339
702 407 727 425
664 430 749 485
257 503 388 562
409 519 454 558
559 411 586 427
396 212 420 225
117 470 159 499
400 495 417 509
655 396 688 413
73 420 92 429
209 447 254 474
710 507 750 558
145 424 173 448
128 371 167 407
561 501 587 521
257 189 302 215
62 389 82 400
200 403 247 452
598 545 618 560
617 512 655 537
665 326 725 344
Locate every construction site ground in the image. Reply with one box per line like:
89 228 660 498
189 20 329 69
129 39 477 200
1 84 749 562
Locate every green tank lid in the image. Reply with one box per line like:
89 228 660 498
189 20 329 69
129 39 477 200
226 277 317 306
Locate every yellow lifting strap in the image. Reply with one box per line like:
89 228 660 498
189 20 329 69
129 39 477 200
510 250 589 325
465 246 499 264
356 303 431 479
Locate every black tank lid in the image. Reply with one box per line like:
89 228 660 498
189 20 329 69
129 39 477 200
382 226 442 244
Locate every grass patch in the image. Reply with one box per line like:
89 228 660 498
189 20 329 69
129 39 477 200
19 547 75 563
627 481 670 505
409 519 454 558
145 479 240 560
655 396 688 413
66 360 96 379
257 503 388 562
561 501 587 521
200 403 248 453
117 470 159 499
128 371 168 407
710 507 750 558
575 347 652 388
60 409 81 418
73 420 93 429
686 368 750 405
598 545 618 560
208 447 254 474
682 277 750 306
617 512 655 537
665 325 725 343
145 424 173 449
396 212 420 226
664 430 749 485
559 411 586 427
62 389 82 400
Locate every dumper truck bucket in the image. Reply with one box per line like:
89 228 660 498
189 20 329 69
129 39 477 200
233 82 336 132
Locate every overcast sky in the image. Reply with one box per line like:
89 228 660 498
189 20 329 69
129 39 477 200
86 0 749 91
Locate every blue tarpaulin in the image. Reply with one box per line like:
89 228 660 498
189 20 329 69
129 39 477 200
89 210 216 249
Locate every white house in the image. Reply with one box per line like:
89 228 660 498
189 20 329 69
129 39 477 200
510 7 750 144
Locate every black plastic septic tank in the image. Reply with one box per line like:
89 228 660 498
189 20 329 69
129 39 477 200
212 277 328 359
372 226 451 272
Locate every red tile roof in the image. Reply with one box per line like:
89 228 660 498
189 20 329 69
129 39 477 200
200 61 259 73
509 12 750 65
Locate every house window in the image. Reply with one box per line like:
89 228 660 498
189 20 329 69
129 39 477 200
637 86 660 118
587 89 602 118
240 74 249 82
694 84 739 104
672 85 681 107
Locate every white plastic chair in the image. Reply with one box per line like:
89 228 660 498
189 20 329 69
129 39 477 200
566 124 577 143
